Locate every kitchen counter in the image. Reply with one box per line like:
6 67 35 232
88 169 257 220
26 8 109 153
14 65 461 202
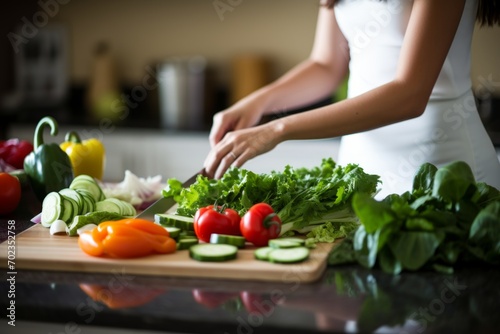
1 188 499 334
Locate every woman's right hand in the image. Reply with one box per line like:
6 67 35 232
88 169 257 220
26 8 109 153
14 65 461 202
208 94 266 148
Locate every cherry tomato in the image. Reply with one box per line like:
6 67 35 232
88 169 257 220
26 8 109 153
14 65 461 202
240 203 281 247
78 219 177 258
194 205 241 242
0 172 22 215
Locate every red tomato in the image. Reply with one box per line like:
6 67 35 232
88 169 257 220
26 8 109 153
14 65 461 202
0 173 22 215
240 203 281 247
194 205 241 242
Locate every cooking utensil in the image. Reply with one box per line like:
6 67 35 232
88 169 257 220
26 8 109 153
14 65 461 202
136 169 206 221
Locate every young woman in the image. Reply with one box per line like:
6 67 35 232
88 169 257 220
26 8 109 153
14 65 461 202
203 0 500 198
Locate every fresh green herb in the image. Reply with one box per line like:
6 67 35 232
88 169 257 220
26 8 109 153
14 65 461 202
163 158 380 239
328 161 500 274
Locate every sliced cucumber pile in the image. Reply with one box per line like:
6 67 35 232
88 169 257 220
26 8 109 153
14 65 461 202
154 213 198 249
255 238 310 264
40 174 136 228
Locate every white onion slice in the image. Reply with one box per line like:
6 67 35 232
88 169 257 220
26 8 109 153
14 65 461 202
77 224 98 235
50 220 68 235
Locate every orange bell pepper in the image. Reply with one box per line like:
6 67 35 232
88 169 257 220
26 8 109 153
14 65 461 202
78 218 177 258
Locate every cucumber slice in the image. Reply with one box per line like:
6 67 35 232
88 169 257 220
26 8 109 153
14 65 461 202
120 200 137 216
75 189 97 214
59 188 85 215
100 198 136 216
269 238 303 249
60 196 79 223
210 234 246 248
179 230 197 237
95 200 121 214
189 244 238 262
58 197 75 223
177 238 198 250
41 192 63 227
254 247 274 261
179 235 198 241
70 175 104 202
155 213 195 231
164 226 181 239
268 247 310 264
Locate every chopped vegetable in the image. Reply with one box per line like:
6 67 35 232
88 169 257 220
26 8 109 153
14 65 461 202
209 233 246 248
76 224 97 235
268 247 310 264
193 205 241 243
163 158 380 240
328 161 500 274
101 170 164 209
240 203 281 247
60 131 106 180
155 213 195 231
49 219 68 235
67 211 125 236
189 243 238 262
78 218 177 258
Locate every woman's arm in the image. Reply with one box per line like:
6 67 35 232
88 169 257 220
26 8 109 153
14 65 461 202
255 6 350 115
274 0 466 140
208 6 349 147
204 0 466 178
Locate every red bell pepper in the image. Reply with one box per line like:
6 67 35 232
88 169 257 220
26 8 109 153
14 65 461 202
0 138 34 170
193 205 242 243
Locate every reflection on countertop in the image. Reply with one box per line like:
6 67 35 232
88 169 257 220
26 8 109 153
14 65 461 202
1 262 499 334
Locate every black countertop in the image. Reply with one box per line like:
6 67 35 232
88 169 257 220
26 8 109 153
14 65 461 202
1 189 499 334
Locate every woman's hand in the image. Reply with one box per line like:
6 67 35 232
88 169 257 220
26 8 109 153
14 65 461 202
203 120 283 179
208 94 267 148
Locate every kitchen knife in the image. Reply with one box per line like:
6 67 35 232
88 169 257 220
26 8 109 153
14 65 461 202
136 169 206 221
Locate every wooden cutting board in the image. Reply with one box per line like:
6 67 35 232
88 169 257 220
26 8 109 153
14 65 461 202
0 224 338 283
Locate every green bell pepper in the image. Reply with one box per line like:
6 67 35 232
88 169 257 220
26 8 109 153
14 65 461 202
23 116 74 202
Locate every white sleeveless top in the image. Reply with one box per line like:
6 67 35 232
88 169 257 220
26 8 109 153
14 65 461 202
334 0 500 198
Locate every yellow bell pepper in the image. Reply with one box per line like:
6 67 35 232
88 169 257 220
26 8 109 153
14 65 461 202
60 131 105 180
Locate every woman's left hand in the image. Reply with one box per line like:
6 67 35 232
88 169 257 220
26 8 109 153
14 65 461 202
203 122 282 179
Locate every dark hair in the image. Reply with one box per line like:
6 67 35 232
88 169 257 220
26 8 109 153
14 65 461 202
321 0 500 26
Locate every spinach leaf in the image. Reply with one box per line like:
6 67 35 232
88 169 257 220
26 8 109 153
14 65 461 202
389 231 443 271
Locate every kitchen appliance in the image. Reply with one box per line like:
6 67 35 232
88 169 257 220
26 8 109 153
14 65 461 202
157 56 208 130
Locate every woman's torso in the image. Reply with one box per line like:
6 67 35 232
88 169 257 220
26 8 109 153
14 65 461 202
333 0 500 198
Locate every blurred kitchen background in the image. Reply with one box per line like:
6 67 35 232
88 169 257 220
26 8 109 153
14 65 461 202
0 0 499 181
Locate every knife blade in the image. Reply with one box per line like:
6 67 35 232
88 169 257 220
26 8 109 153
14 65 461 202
136 168 206 221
